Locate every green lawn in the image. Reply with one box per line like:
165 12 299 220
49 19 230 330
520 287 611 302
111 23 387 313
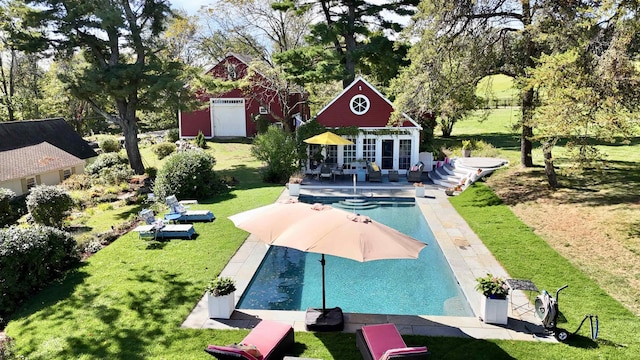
5 136 640 359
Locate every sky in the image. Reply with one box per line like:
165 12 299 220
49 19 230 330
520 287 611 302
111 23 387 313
169 0 216 15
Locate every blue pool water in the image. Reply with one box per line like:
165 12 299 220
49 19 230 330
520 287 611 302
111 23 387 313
237 198 473 316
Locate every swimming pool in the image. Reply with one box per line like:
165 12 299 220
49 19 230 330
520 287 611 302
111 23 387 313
237 197 473 316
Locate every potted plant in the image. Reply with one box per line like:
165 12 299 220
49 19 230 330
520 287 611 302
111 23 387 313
206 277 237 319
461 140 472 157
475 274 509 324
287 172 304 196
413 182 425 197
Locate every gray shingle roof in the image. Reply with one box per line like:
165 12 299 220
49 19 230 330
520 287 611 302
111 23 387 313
0 142 84 181
0 118 98 159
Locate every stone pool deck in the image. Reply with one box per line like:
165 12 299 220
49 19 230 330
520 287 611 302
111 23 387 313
181 184 555 343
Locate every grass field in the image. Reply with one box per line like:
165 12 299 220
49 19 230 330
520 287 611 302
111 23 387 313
4 114 640 358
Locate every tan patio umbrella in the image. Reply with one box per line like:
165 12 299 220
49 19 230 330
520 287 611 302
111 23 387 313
228 201 426 330
303 131 354 145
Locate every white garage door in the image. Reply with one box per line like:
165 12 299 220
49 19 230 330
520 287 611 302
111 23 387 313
210 98 246 137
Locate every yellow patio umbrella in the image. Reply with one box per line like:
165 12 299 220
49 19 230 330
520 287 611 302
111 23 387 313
303 131 354 145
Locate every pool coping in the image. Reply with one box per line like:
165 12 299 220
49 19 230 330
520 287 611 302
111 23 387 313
181 186 555 342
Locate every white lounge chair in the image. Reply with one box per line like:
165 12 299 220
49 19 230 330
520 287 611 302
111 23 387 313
165 195 214 222
134 209 196 239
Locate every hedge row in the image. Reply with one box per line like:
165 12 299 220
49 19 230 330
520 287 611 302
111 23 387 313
0 226 80 325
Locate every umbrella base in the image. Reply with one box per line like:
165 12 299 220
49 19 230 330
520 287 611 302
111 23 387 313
305 307 344 332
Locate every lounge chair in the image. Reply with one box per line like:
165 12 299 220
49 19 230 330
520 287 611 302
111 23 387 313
133 209 196 240
319 164 332 181
356 323 429 360
368 161 382 182
205 320 294 360
165 195 214 222
407 162 424 182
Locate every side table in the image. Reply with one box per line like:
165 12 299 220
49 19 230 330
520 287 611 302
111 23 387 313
388 170 399 182
506 279 539 315
164 213 182 224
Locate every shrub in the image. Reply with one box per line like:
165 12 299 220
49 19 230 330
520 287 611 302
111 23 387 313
194 130 208 149
254 114 271 134
153 150 225 200
85 153 128 176
0 225 80 324
251 126 299 183
0 188 15 227
165 128 180 143
145 166 157 180
152 142 177 159
61 173 92 190
98 137 121 153
205 277 236 297
85 153 133 185
26 185 74 227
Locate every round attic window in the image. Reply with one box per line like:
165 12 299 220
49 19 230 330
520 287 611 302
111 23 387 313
350 94 370 115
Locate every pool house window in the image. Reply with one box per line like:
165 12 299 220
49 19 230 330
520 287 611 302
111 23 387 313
399 140 412 170
325 145 338 165
342 137 356 167
362 138 376 163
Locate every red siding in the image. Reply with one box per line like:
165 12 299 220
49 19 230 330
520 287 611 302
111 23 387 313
180 108 211 137
180 54 305 138
316 79 412 128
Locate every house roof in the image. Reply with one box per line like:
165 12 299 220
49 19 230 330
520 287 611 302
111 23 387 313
0 142 85 182
0 118 98 159
315 77 421 129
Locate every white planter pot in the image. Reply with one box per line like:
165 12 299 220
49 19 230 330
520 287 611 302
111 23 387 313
207 292 235 319
480 296 508 325
288 183 300 196
415 186 425 197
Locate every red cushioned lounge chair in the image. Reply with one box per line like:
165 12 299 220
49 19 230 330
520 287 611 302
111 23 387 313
205 320 294 360
355 323 429 360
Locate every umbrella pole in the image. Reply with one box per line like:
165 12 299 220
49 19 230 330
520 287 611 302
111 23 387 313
320 254 326 316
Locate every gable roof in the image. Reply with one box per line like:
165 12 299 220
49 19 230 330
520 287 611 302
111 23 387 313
316 76 422 129
0 118 97 159
0 142 84 181
316 76 420 128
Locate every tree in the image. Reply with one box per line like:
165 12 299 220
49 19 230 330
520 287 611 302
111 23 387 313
201 0 311 64
21 0 187 174
40 59 109 135
273 0 417 88
402 0 556 167
0 0 46 121
391 25 485 137
195 0 311 132
251 126 299 183
529 25 640 188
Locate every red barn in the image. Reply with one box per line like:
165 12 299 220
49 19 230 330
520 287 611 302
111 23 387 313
307 77 422 174
179 53 309 138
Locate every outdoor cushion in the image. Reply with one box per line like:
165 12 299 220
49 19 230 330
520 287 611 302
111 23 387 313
206 320 294 360
410 166 418 172
205 345 261 360
381 347 429 360
371 162 380 172
357 323 429 360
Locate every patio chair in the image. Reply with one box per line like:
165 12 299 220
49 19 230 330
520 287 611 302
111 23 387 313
368 161 382 182
205 320 295 360
319 164 333 181
165 195 214 222
356 323 429 360
407 162 424 182
133 209 196 240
